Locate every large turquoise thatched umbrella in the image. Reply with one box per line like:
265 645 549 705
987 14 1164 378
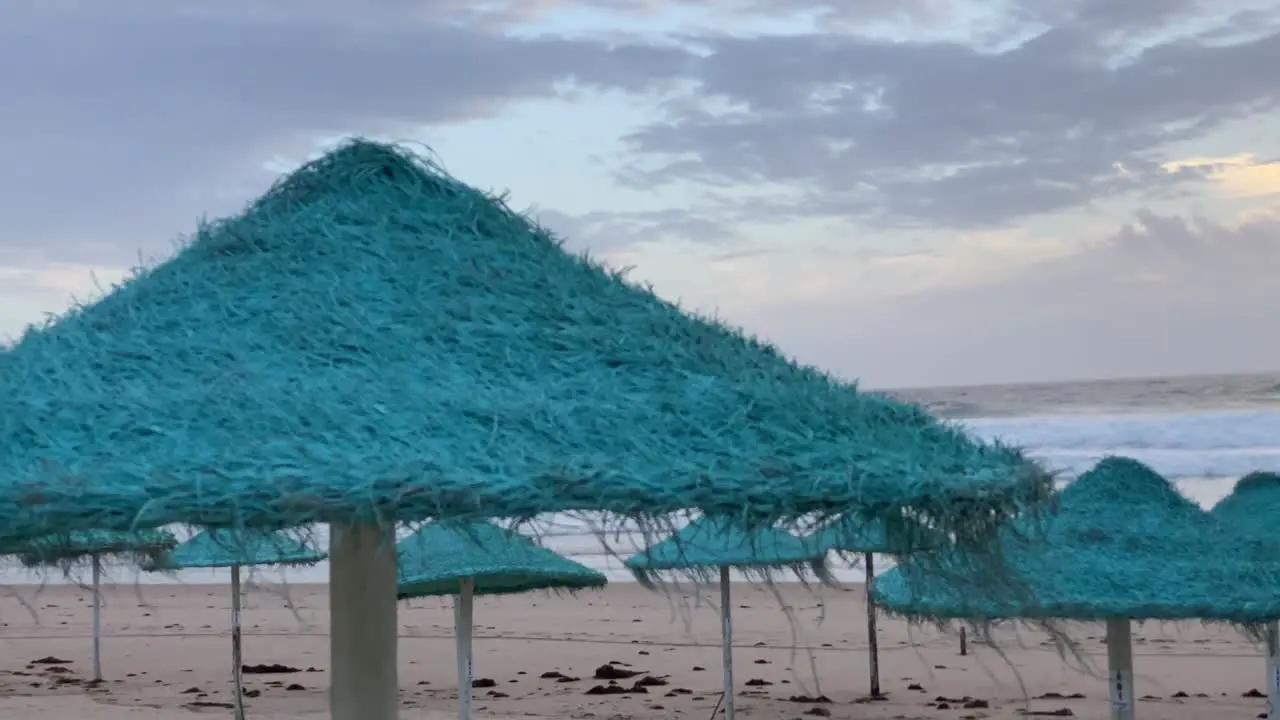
397 521 606 720
625 516 826 720
12 529 176 682
1211 471 1280 719
144 529 326 720
0 139 1051 720
807 516 948 696
874 457 1280 720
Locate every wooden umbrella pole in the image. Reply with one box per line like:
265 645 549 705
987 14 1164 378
1267 619 1280 719
720 566 736 720
231 564 245 720
864 552 880 696
455 578 476 720
91 554 103 682
1105 618 1134 720
330 523 399 720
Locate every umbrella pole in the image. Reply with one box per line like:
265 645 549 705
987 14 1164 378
455 578 476 720
1267 620 1280 719
91 553 102 682
864 552 879 696
719 565 735 720
1105 618 1134 720
330 523 399 720
231 564 245 720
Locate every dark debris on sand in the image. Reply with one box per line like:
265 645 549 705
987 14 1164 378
241 663 300 675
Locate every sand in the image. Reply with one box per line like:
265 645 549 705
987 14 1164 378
0 581 1268 719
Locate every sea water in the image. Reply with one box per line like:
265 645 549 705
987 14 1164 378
9 371 1280 586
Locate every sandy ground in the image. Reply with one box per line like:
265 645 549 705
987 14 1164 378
0 581 1269 719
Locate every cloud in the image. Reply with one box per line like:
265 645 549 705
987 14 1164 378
0 263 132 343
537 208 741 254
0 3 693 264
1164 154 1280 198
513 0 1013 35
727 208 1280 386
12 0 1276 269
6 0 1278 386
646 0 1270 35
621 2 1280 228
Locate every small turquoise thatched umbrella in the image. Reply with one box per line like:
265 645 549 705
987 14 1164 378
0 138 1052 720
397 521 606 720
807 516 949 696
144 529 326 720
625 516 826 720
874 457 1280 720
11 529 176 682
1211 471 1280 719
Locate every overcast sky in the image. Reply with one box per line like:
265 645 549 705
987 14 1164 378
3 0 1279 388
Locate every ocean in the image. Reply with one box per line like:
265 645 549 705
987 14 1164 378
893 370 1280 497
13 371 1280 587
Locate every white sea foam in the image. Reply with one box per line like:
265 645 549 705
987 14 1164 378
963 409 1280 454
962 409 1280 481
7 409 1278 586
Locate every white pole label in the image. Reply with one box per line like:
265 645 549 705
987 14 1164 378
1110 668 1132 711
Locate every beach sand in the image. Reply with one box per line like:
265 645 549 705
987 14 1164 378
0 581 1267 719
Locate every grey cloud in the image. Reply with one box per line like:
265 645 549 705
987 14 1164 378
21 1 582 35
980 210 1277 315
622 5 1280 229
560 0 1001 32
1022 0 1204 30
764 0 1214 32
748 210 1280 386
543 0 1258 36
537 208 742 254
0 4 693 265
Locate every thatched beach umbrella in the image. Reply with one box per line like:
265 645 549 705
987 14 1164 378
1211 471 1280 719
873 457 1280 720
0 139 1052 720
807 517 947 696
624 516 826 720
396 521 606 720
144 528 326 720
12 529 176 682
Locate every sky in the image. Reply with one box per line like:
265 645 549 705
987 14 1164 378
2 0 1279 388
